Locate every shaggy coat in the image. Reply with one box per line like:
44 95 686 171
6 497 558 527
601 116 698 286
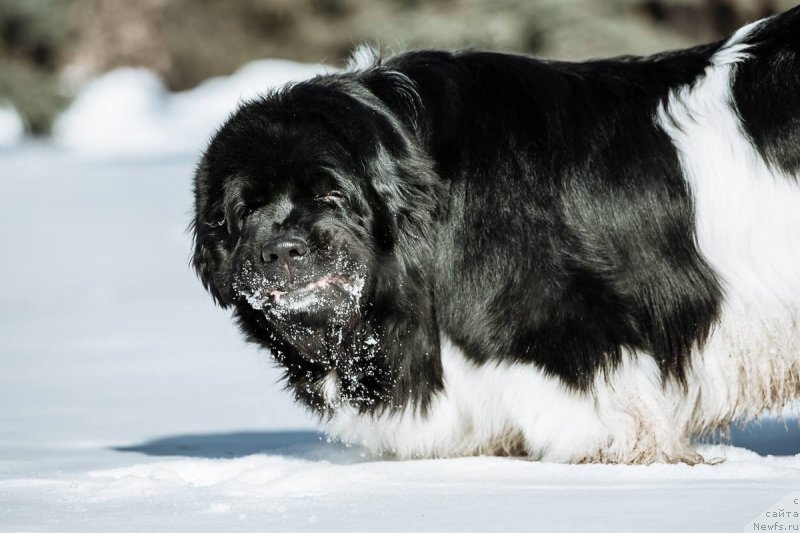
193 7 800 463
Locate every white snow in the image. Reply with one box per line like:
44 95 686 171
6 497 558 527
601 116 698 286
0 101 24 149
1 59 799 531
5 445 797 531
52 60 330 157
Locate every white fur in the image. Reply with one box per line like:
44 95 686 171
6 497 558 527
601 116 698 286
325 337 706 463
327 335 604 461
318 370 340 407
347 44 380 72
321 18 800 463
657 18 800 435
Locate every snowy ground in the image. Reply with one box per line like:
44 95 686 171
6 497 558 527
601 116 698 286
1 62 800 532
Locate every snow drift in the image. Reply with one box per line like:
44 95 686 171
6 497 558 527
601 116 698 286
0 101 24 149
52 60 331 157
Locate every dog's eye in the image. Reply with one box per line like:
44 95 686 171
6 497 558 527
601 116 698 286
244 197 267 216
204 218 225 229
316 190 348 208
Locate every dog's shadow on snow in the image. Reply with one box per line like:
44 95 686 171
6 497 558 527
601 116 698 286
113 420 800 461
113 430 371 463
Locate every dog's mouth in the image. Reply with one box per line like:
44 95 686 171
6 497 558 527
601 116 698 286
239 273 365 316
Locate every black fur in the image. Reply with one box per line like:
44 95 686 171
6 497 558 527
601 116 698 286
734 7 800 176
192 9 799 416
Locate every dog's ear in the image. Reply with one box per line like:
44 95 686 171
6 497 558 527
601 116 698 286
190 163 229 308
190 221 227 308
356 95 446 413
362 126 443 308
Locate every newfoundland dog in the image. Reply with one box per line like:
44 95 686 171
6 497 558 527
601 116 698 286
192 7 800 463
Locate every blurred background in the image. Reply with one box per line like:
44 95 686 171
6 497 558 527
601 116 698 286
0 0 795 140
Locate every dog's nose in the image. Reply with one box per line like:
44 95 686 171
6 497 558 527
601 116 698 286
261 236 309 264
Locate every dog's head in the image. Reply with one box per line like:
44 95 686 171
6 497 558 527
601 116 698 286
191 73 444 410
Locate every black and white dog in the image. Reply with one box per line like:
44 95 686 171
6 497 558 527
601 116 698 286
192 7 800 463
